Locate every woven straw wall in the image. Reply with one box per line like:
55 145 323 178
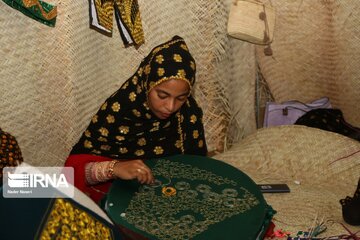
3 0 359 167
0 0 255 166
256 0 360 126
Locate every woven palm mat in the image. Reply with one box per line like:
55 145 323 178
215 125 360 236
256 0 360 127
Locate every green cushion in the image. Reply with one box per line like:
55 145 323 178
104 154 275 240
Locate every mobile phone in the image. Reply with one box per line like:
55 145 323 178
257 184 290 193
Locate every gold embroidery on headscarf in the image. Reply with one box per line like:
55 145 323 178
186 100 190 107
157 68 165 77
143 39 187 89
150 122 160 132
112 102 121 112
190 61 195 70
132 109 141 117
147 76 191 94
155 55 164 64
106 114 115 123
132 76 138 85
180 43 188 51
137 138 146 146
119 126 129 134
146 113 151 119
38 198 112 240
120 147 128 154
129 92 137 102
85 130 91 137
92 115 98 124
190 115 197 124
98 137 108 142
154 146 164 155
149 82 156 89
175 140 182 149
101 145 111 151
136 85 142 94
198 140 204 148
180 114 184 123
177 69 186 78
176 112 184 153
99 127 109 137
163 121 171 128
101 102 108 110
138 67 143 76
173 54 182 62
121 81 129 89
116 136 125 141
92 149 102 155
193 130 199 139
84 140 93 149
144 65 151 75
135 149 144 156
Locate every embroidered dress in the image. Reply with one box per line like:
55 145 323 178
2 0 57 27
89 0 145 46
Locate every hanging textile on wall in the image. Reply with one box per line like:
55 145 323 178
89 0 145 47
2 0 57 27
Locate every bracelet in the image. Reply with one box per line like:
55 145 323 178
107 160 118 179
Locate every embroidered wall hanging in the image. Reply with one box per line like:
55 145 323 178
89 0 145 47
2 0 57 27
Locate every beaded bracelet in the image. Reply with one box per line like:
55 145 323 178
107 160 118 179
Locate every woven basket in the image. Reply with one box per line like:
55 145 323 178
227 0 276 44
216 125 360 236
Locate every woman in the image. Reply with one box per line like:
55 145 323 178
65 36 207 203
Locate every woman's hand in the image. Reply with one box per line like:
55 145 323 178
113 160 154 184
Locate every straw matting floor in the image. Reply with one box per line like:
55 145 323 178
216 125 360 236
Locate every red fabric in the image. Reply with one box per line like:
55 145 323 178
264 221 276 238
65 154 113 203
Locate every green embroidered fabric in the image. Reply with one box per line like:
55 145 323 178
2 0 57 27
105 154 275 240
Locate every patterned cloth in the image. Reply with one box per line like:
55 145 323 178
89 0 145 46
0 193 123 239
2 0 57 27
340 178 360 226
0 128 23 186
295 109 360 142
70 35 207 160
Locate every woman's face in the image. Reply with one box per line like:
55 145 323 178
148 79 190 119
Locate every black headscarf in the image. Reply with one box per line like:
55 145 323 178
71 36 207 159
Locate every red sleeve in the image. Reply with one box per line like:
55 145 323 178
64 154 113 204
